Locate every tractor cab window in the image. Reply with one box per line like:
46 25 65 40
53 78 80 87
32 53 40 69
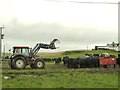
13 47 29 56
22 48 29 56
14 48 22 54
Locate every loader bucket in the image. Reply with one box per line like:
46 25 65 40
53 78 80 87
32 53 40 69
50 39 60 49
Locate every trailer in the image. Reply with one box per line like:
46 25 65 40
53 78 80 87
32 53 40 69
99 53 116 68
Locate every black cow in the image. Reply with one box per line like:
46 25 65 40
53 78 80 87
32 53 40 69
54 58 62 64
62 56 69 66
43 58 52 62
66 58 79 68
117 54 120 68
62 55 100 69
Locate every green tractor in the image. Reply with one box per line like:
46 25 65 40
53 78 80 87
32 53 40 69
8 39 59 69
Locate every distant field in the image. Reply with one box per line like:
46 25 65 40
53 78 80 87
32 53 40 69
2 50 120 88
38 50 119 58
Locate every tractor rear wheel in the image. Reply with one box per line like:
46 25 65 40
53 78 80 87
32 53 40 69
8 59 16 69
34 59 45 69
12 56 26 69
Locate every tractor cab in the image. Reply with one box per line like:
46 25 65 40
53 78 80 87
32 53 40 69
13 46 30 56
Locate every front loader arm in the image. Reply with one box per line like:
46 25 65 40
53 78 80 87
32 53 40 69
31 39 60 56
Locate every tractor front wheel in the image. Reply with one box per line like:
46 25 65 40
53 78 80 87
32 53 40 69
12 56 26 69
34 59 45 69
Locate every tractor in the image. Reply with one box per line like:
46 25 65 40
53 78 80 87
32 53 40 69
8 39 59 69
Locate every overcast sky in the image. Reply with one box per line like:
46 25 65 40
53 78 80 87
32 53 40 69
0 0 119 52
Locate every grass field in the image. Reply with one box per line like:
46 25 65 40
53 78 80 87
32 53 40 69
39 50 119 58
2 50 120 88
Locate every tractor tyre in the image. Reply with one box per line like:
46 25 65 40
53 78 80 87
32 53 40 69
30 64 35 69
8 59 16 69
12 56 26 69
34 59 45 69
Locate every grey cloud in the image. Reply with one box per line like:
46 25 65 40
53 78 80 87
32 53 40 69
3 19 118 52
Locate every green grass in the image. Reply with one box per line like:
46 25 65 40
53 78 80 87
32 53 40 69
2 50 120 88
2 62 119 88
2 71 118 88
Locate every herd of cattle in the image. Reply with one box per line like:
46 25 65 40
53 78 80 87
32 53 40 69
43 54 120 68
